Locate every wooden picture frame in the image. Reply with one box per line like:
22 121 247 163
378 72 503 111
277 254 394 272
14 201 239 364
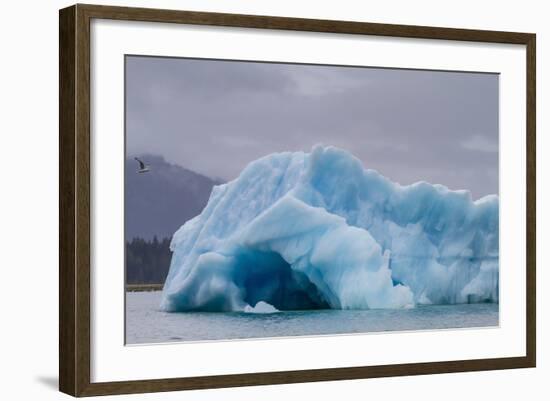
59 3 536 397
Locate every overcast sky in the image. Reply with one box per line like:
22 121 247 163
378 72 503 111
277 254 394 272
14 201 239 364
126 55 498 199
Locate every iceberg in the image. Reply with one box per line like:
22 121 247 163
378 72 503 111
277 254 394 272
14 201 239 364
244 301 280 314
161 145 498 312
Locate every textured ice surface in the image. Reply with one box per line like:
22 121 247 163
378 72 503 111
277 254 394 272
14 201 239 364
161 146 499 312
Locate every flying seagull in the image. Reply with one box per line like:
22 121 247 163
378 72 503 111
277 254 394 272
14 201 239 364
134 157 150 173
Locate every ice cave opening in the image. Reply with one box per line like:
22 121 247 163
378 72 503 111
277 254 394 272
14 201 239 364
233 249 330 311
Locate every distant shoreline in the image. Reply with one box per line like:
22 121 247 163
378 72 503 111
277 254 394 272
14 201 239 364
126 284 163 292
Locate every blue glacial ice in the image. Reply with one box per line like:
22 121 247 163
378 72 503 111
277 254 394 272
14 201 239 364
160 145 499 312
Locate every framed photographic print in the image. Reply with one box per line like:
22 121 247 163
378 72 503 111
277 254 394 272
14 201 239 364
59 4 536 397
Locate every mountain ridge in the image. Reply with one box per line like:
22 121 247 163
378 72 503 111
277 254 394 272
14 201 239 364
125 154 221 240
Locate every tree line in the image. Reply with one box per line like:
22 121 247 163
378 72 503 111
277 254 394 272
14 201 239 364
126 236 172 284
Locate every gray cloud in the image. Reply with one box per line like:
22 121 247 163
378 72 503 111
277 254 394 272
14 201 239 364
126 56 499 199
460 135 499 153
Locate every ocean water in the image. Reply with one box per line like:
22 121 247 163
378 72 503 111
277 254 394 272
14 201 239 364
125 291 499 345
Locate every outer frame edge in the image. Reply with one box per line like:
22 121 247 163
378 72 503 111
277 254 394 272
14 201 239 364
59 4 78 397
525 33 536 368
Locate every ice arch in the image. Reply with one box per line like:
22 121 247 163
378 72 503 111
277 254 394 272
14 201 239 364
160 146 498 312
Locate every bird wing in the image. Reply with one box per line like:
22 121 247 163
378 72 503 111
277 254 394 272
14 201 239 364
134 157 145 169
